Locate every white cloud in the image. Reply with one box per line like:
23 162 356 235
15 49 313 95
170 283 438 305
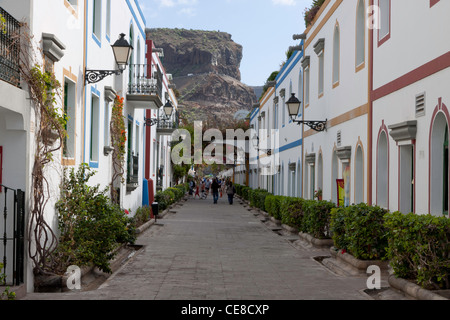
158 0 176 7
156 0 198 7
177 7 196 17
272 0 297 6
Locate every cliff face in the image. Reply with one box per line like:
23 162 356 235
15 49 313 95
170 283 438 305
148 28 243 80
147 28 257 127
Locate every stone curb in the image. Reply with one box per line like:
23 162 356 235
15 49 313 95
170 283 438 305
282 224 299 234
298 232 334 248
330 247 389 271
388 275 448 300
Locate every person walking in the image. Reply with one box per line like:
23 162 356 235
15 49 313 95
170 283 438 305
194 179 200 199
211 177 220 204
226 180 236 205
205 178 211 198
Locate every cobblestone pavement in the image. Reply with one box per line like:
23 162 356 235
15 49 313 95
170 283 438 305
23 195 373 300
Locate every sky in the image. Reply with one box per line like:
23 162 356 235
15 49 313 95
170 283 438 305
139 0 313 87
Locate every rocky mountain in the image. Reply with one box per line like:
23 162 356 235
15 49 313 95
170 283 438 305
147 28 257 127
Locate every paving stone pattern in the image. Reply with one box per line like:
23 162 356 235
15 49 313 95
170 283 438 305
23 196 371 300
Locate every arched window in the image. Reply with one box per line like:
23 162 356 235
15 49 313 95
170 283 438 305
430 112 449 216
333 23 340 85
355 145 364 204
377 130 389 208
318 152 323 195
128 24 134 83
379 0 391 43
356 0 365 68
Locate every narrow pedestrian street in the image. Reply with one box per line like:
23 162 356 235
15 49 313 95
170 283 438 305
23 194 373 301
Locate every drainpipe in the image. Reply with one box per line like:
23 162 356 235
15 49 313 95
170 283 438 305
368 0 374 205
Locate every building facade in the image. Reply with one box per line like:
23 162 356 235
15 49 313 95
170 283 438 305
244 0 450 220
0 0 176 293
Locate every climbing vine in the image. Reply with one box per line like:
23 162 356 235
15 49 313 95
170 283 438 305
12 24 67 274
110 95 127 204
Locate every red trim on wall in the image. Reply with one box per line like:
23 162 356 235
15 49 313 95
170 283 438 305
368 0 374 205
430 0 440 8
372 51 450 101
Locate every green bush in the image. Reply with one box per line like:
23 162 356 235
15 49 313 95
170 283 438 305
330 207 348 250
384 211 450 289
280 197 305 229
241 186 251 201
249 189 271 211
330 203 388 260
167 187 184 202
155 189 175 211
54 164 136 274
265 195 284 220
302 200 336 239
132 206 151 227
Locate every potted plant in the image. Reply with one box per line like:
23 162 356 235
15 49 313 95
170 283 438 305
314 189 323 201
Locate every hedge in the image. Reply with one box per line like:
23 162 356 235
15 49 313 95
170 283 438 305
237 184 450 290
330 203 388 260
264 195 284 220
301 200 336 239
280 197 305 229
384 211 450 290
155 184 187 211
249 189 271 211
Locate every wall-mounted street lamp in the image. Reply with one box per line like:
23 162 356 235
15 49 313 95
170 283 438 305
286 93 327 132
251 134 272 156
144 100 174 126
85 33 134 84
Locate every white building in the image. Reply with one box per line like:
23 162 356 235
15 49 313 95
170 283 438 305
0 0 177 294
301 0 370 206
371 0 450 217
247 47 304 196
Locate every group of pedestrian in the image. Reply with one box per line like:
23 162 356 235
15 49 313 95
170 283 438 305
188 177 236 205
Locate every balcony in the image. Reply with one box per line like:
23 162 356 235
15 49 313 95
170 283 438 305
157 119 178 136
126 64 163 110
0 7 21 88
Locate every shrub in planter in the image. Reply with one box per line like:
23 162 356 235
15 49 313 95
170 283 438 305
265 195 285 220
132 206 151 227
167 187 184 202
302 200 336 239
249 189 270 211
235 184 243 196
330 207 348 250
330 203 388 260
54 164 136 274
155 189 175 211
241 186 251 201
384 211 450 290
280 197 305 229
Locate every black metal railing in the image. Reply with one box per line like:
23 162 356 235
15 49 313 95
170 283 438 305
0 7 21 88
157 119 178 131
1 185 25 286
127 64 163 98
127 152 139 185
157 111 179 131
